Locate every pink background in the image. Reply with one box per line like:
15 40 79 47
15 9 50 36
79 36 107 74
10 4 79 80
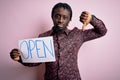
0 0 120 80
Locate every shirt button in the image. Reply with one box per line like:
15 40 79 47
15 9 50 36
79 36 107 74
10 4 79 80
58 49 62 52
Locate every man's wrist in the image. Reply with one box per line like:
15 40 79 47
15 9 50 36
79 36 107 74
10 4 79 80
90 15 95 23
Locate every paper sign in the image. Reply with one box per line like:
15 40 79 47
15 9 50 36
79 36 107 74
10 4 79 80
19 36 56 63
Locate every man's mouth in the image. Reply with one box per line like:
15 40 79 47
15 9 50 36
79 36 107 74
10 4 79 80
57 24 64 28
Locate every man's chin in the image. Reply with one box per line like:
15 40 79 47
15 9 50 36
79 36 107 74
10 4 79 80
57 26 65 30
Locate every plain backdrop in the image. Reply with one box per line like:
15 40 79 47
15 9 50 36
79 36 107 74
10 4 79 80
0 0 120 80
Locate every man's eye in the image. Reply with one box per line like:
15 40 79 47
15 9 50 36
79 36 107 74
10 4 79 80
63 16 67 19
63 16 68 20
55 15 60 19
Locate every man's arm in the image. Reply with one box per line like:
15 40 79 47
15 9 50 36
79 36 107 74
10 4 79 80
82 15 107 42
10 49 41 67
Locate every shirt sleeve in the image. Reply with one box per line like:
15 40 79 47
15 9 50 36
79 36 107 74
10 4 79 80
82 15 107 42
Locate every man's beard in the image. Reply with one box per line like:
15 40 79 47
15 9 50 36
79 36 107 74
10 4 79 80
53 25 66 33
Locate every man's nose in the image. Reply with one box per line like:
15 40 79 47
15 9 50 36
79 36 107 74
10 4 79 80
58 17 63 23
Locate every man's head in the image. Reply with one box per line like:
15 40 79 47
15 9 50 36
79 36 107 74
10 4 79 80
51 3 72 31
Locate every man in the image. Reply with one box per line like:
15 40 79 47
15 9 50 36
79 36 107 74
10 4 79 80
10 2 107 80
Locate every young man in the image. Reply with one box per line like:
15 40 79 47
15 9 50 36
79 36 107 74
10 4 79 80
10 2 107 80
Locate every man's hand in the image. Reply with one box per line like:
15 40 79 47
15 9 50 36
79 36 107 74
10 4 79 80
80 11 92 31
10 49 21 61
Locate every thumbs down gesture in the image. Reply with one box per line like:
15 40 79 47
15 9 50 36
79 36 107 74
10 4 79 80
80 11 92 31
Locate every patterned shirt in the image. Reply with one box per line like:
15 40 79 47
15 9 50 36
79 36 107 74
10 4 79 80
19 15 107 80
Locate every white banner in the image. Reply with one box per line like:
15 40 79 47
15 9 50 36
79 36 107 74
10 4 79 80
19 36 56 63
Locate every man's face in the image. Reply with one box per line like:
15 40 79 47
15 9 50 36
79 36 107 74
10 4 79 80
52 7 71 30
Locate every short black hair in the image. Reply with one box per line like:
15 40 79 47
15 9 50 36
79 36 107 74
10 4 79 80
51 2 72 20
